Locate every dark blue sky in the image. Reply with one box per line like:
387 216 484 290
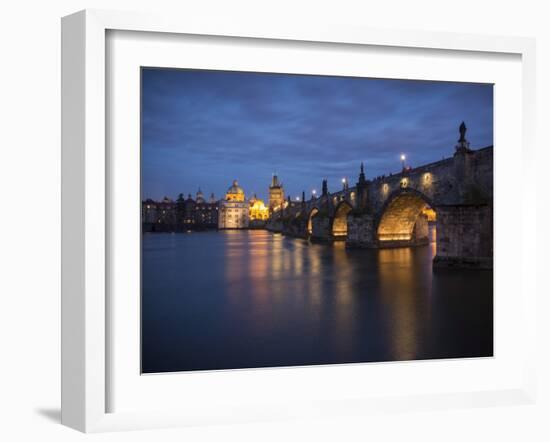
142 68 493 202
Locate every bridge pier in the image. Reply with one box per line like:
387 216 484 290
310 212 333 242
410 214 430 247
265 217 283 233
433 204 493 269
346 212 376 248
282 215 309 239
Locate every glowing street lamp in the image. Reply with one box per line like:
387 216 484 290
295 196 300 201
312 189 317 197
400 154 406 169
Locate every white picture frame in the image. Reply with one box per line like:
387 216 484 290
61 9 537 433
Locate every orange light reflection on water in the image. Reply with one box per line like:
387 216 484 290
224 230 436 363
377 246 435 361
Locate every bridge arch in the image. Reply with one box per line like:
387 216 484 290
331 200 353 239
307 207 319 235
376 188 436 245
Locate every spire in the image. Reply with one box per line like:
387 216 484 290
301 191 305 202
322 179 328 196
358 162 366 184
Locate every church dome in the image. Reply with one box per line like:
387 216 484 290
225 180 245 202
227 180 244 195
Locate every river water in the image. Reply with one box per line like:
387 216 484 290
142 230 493 373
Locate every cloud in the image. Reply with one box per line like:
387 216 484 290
141 68 493 201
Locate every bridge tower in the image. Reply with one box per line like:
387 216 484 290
269 174 285 212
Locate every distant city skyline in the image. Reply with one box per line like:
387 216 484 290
142 68 493 202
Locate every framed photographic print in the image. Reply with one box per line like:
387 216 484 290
61 9 537 432
140 68 494 374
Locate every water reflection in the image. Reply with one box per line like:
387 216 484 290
377 247 430 361
141 230 493 373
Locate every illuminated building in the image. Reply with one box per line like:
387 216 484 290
269 174 285 212
218 180 249 229
249 194 269 221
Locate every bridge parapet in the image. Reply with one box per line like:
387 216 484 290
367 146 493 215
270 145 492 221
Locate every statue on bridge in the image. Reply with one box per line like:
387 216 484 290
458 121 467 143
456 121 471 152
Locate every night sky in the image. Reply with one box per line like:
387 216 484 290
141 68 493 203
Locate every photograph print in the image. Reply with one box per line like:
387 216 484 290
141 68 493 374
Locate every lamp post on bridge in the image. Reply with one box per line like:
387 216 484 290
401 154 406 170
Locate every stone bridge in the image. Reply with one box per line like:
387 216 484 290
266 126 493 269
